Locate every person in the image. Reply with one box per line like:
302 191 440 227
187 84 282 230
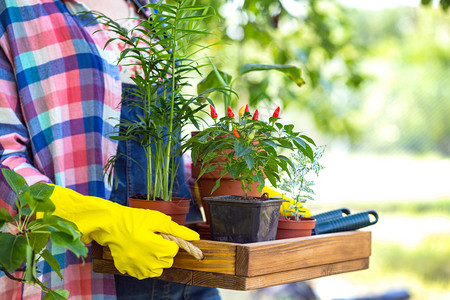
0 0 219 299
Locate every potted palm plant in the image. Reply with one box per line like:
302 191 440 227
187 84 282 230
98 0 216 224
184 104 317 243
276 145 326 239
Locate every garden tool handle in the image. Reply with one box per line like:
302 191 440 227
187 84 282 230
312 208 351 223
160 233 204 261
314 210 379 235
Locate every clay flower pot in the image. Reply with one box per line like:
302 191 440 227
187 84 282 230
276 217 316 239
128 197 190 226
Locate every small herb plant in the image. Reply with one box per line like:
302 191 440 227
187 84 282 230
185 105 316 199
278 145 326 220
96 0 218 201
0 169 87 300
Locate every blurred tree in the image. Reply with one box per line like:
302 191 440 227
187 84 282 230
350 7 450 156
421 0 450 11
196 0 368 141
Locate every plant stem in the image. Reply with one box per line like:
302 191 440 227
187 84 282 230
146 146 152 200
162 2 180 201
145 83 153 200
0 267 26 282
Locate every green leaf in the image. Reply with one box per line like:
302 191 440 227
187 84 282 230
300 134 316 147
22 191 34 207
239 63 305 87
20 207 33 216
0 208 13 228
196 163 217 180
41 249 63 280
226 164 241 179
49 232 87 258
46 223 80 242
1 168 27 196
0 233 27 272
197 70 232 96
262 139 277 149
253 173 265 185
33 197 56 213
234 142 252 157
29 183 54 200
28 232 50 253
210 178 221 194
42 288 70 300
284 124 294 133
244 155 255 170
257 183 264 195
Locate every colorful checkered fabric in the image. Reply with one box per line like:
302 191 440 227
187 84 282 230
0 0 152 299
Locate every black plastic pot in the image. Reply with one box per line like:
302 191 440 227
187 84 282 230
204 195 283 243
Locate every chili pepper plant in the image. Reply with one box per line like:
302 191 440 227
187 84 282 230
184 104 317 200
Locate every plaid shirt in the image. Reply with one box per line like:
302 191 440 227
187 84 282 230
0 0 153 299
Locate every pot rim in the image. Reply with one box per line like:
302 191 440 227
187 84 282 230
204 195 284 205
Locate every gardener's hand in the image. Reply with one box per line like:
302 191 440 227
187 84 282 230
48 185 199 279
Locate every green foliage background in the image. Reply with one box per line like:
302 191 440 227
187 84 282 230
193 0 449 156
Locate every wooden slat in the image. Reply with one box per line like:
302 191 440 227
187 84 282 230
172 240 237 275
236 231 371 276
92 257 369 290
100 239 238 275
92 258 194 285
189 258 369 290
91 242 102 259
240 258 369 290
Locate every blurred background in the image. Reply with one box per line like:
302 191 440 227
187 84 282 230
188 0 449 299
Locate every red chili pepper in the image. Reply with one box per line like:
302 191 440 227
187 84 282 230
252 109 259 121
272 106 280 118
210 105 218 119
232 127 240 137
227 106 235 118
245 104 250 112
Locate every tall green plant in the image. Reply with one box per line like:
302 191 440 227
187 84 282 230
0 169 87 299
98 0 219 200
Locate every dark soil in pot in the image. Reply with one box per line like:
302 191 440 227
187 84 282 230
205 195 283 243
128 195 190 226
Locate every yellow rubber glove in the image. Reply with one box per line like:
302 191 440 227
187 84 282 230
48 185 199 279
262 186 312 218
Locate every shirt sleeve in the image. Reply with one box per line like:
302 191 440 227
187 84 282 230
0 46 50 214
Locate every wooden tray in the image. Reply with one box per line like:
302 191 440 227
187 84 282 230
92 231 371 290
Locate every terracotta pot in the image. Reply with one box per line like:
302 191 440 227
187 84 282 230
276 217 316 239
196 223 211 240
128 197 190 226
